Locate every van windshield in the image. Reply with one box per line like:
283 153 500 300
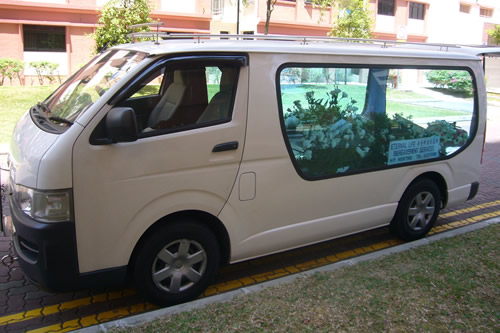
41 49 147 128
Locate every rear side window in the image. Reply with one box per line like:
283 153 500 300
278 66 476 179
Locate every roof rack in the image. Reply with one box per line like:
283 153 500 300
126 27 500 55
129 22 164 45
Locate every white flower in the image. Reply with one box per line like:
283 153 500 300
337 166 350 173
356 146 370 158
317 131 325 142
331 138 340 148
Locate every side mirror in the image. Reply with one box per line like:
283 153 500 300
106 107 139 143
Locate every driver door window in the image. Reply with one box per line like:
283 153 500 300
120 60 240 135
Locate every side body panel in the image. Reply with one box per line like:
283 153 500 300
220 52 484 263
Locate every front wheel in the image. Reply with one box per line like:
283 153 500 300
133 221 220 307
391 179 441 241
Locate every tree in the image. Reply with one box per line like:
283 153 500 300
0 58 24 86
328 0 373 39
92 0 153 53
488 25 500 45
264 0 277 35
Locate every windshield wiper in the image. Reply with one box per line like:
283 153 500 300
49 116 74 126
36 101 51 116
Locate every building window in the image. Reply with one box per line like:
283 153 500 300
212 0 223 15
409 2 425 20
23 25 66 52
480 7 493 17
378 0 395 16
220 31 229 40
459 3 470 13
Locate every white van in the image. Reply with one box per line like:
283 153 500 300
8 35 497 306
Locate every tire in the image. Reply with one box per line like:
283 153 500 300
132 220 220 307
391 179 441 241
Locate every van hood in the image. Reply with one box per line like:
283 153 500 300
10 112 58 189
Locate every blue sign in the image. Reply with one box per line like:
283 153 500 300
388 136 441 165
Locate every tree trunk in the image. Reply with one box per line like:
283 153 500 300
264 0 275 35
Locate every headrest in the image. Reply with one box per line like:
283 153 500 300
173 70 186 84
219 67 237 91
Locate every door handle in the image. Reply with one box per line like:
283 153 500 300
212 141 239 152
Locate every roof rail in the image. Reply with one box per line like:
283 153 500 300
125 31 500 55
129 22 164 45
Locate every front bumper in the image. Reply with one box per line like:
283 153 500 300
9 192 80 291
9 192 128 291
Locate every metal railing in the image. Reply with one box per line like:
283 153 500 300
124 30 470 53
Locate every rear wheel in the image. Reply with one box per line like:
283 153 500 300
133 220 220 307
391 179 441 241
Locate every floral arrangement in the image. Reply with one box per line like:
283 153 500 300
284 87 469 177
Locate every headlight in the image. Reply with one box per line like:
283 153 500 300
14 184 72 223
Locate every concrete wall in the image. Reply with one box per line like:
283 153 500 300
426 0 500 44
486 57 500 92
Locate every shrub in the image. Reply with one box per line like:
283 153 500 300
425 70 472 93
488 25 500 45
0 58 24 86
29 61 60 85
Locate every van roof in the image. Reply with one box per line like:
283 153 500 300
113 34 500 61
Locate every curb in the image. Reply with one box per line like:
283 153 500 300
76 217 500 333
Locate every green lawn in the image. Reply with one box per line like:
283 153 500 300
0 85 56 145
111 223 500 332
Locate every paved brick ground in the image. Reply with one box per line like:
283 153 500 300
0 104 499 333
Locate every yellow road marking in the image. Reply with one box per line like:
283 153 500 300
440 200 500 218
27 303 157 333
0 289 136 326
431 210 500 235
4 204 500 332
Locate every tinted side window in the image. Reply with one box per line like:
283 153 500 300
279 66 476 178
